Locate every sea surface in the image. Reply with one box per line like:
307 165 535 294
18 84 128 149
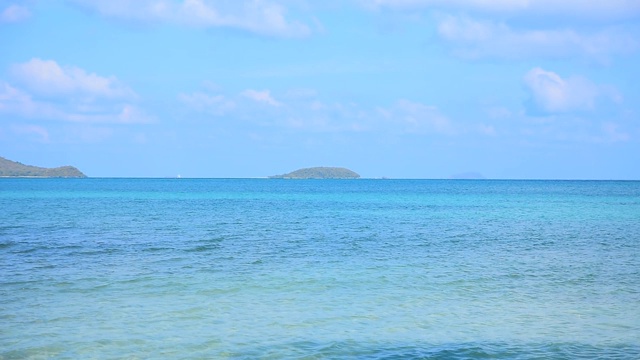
1 178 639 359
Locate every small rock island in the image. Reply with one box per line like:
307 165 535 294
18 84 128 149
269 167 360 179
0 156 86 178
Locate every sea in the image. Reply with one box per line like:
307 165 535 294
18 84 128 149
1 178 639 359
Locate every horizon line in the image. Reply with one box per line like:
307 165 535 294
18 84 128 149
4 177 638 181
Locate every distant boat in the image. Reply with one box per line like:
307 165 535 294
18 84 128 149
177 174 181 179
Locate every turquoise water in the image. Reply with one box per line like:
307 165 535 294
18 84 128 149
1 179 639 359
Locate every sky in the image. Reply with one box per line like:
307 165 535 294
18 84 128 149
1 0 639 179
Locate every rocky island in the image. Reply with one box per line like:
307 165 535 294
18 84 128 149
269 167 360 179
0 156 86 178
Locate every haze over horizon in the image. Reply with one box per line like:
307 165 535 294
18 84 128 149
1 1 639 179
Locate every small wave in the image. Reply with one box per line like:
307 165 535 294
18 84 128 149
0 241 16 249
232 341 640 359
185 244 220 252
0 225 25 232
144 247 172 252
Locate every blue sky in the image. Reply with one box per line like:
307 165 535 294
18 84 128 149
1 0 639 179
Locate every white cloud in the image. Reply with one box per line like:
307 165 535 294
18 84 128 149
0 83 151 124
179 92 236 115
70 0 311 37
600 122 629 143
0 82 28 105
0 4 31 23
11 124 49 142
437 15 637 59
477 124 497 136
180 84 457 135
2 59 150 124
11 58 135 99
118 105 153 124
242 89 282 107
0 82 47 117
523 67 620 114
377 100 456 134
62 104 153 124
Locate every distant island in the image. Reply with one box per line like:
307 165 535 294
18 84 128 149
269 167 360 179
0 156 86 178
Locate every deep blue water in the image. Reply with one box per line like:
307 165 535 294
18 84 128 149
1 179 639 359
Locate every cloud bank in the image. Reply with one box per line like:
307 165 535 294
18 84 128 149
180 83 462 136
11 58 135 99
1 59 150 124
362 0 640 61
70 0 311 37
179 92 236 115
437 16 637 60
242 89 282 107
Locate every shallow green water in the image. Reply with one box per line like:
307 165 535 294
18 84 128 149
1 179 639 359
